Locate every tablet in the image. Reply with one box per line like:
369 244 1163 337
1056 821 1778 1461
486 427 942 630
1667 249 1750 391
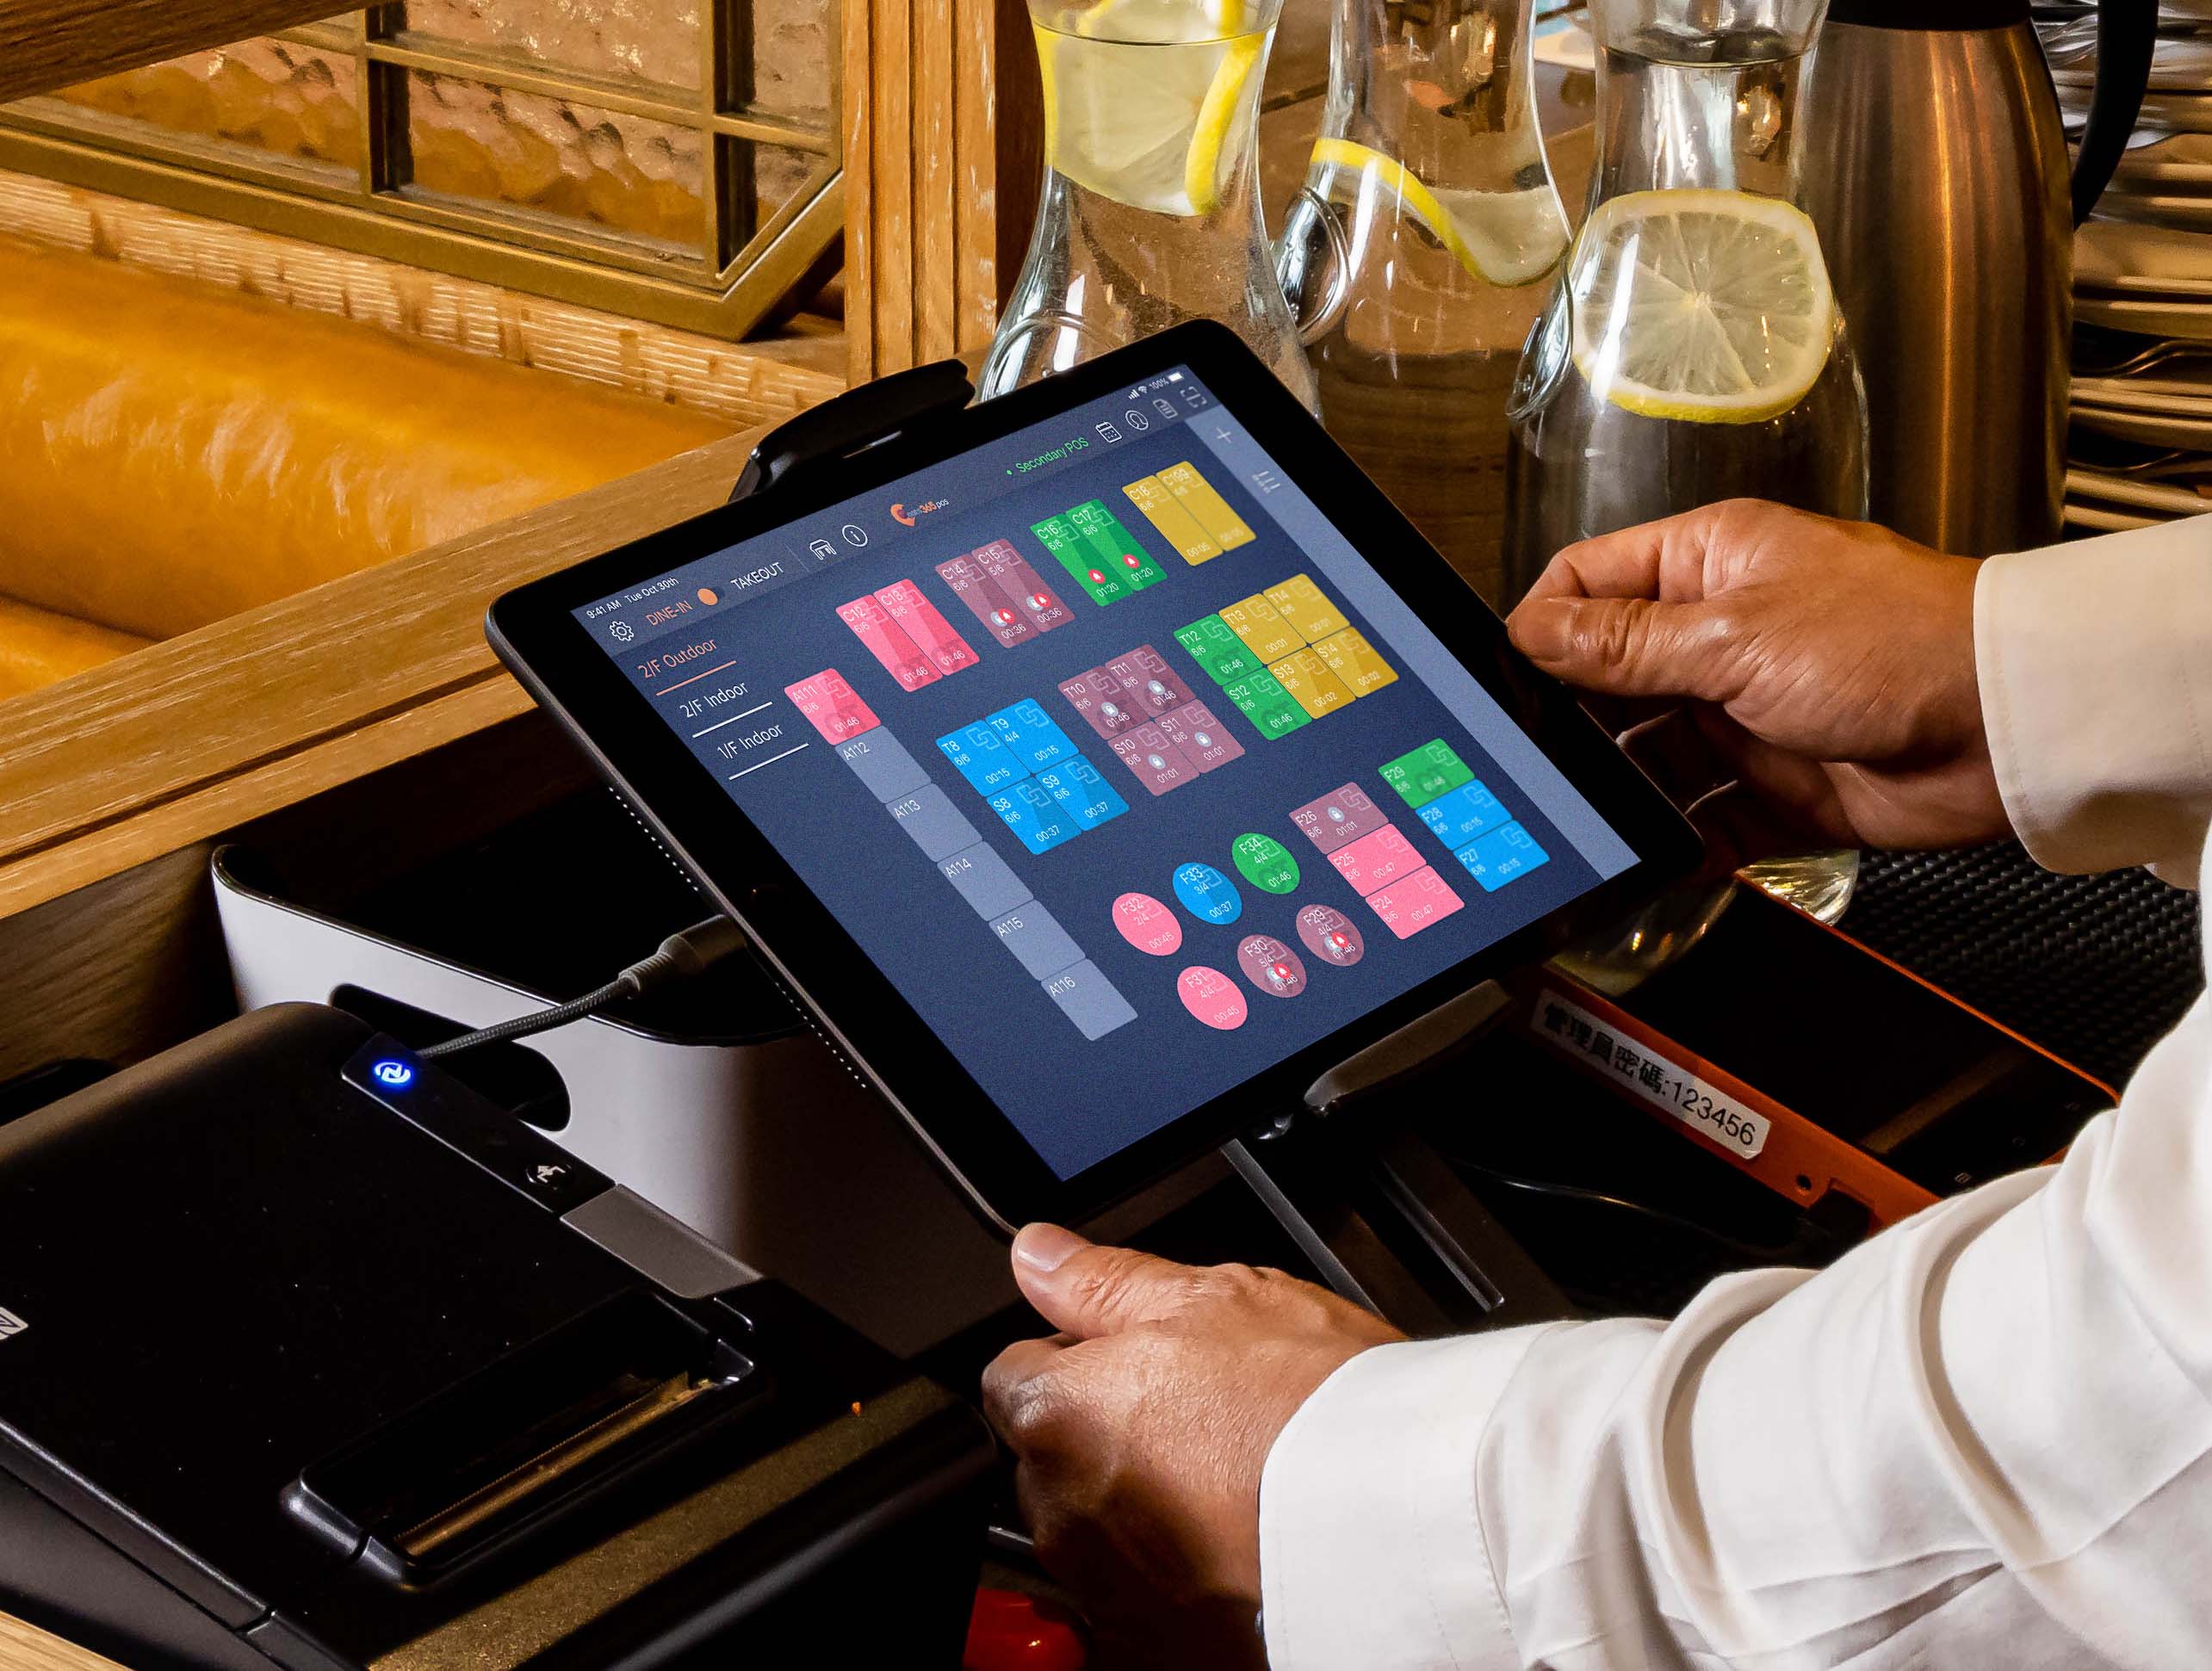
490 324 1699 1231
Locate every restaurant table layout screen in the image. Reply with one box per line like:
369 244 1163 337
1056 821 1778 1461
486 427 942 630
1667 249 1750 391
576 367 1639 1179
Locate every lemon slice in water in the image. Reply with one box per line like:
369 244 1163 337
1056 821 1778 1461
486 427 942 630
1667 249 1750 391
1567 187 1837 424
1308 137 1569 286
1184 34 1262 213
1037 0 1261 216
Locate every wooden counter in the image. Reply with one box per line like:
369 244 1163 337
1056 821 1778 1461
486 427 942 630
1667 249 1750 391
0 423 761 1084
1 1613 122 1671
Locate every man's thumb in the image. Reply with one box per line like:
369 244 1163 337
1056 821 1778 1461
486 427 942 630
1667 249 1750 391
1010 1223 1196 1340
1508 594 1735 702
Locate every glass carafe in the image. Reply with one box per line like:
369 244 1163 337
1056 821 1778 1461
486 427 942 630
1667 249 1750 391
1277 0 1571 606
981 0 1323 405
1506 0 1867 954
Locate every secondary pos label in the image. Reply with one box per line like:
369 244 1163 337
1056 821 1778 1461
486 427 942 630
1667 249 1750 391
1530 993 1771 1158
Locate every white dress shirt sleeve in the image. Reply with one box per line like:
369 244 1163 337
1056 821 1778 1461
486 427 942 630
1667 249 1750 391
1260 523 2212 1671
1977 522 2212 887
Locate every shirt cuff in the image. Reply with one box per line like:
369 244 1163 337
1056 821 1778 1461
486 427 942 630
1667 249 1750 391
1976 525 2212 888
1259 1330 1552 1671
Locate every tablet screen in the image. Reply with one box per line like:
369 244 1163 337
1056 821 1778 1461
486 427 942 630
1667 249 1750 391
573 367 1640 1179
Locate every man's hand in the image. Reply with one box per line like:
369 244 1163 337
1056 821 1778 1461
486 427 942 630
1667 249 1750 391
982 1224 1403 1667
1506 500 2011 858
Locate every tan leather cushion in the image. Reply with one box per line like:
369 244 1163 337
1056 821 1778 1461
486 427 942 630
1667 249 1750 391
0 238 731 642
0 594 149 700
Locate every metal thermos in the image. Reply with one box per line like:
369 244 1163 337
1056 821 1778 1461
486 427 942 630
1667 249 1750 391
1799 0 2154 555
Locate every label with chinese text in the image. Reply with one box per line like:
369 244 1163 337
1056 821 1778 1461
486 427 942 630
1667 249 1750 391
1528 993 1771 1159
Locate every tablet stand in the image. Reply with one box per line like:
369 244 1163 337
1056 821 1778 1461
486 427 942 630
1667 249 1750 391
733 364 1579 1339
1225 982 1579 1334
729 359 980 504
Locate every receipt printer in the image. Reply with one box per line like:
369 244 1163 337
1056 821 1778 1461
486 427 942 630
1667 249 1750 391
0 1006 995 1671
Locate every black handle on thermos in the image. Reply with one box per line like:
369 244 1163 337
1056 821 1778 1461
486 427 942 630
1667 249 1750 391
2072 0 2157 226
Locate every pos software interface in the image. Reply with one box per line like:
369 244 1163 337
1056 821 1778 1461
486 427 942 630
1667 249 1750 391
492 325 1697 1228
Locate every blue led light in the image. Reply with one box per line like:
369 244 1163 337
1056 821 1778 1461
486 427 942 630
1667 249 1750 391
371 1059 416 1089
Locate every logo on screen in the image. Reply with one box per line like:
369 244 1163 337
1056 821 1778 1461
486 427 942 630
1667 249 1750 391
890 498 949 527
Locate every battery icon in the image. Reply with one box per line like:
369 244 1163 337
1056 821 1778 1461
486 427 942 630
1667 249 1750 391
1168 372 1184 382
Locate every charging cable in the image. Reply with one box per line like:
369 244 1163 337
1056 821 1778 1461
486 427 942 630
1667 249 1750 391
420 917 751 1060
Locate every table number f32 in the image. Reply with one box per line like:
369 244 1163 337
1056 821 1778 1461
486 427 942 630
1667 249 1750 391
1528 992 1772 1158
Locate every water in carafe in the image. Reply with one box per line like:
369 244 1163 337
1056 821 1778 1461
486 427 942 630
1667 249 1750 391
981 0 1317 405
1505 25 1864 568
1277 0 1571 604
1505 0 1868 950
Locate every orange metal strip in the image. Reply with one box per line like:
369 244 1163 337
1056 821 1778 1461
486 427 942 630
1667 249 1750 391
1522 968 1943 1230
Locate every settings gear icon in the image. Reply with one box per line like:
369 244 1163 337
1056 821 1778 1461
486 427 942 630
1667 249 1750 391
610 620 635 642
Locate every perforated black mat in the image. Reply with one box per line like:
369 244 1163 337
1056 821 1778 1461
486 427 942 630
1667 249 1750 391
1848 845 2204 1090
